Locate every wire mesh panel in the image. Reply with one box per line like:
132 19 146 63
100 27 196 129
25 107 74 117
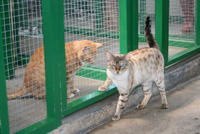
63 0 119 103
0 0 47 133
168 0 195 57
138 0 155 49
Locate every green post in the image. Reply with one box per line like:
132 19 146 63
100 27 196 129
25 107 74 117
119 0 138 54
13 1 21 66
0 0 15 79
42 0 66 126
139 0 146 35
95 0 104 32
195 0 200 46
155 0 169 65
0 12 10 134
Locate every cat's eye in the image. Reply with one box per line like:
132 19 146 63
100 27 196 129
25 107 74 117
112 64 116 67
120 64 125 67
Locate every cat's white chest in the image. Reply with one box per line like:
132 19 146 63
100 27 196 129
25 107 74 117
107 69 129 93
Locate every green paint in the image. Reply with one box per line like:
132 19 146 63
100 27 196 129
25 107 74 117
42 0 65 123
195 0 200 45
62 86 118 116
13 1 21 66
155 0 169 65
0 12 10 134
0 0 15 79
15 118 55 134
139 0 146 34
119 0 138 54
167 46 200 66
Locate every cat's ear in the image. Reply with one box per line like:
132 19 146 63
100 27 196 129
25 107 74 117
83 46 91 54
106 51 114 61
95 43 102 48
124 52 132 61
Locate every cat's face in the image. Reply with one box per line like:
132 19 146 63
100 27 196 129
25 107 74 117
106 52 131 74
75 40 102 65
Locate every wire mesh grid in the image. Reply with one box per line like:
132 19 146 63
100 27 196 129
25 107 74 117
168 0 195 57
138 0 155 49
63 0 119 102
1 0 46 133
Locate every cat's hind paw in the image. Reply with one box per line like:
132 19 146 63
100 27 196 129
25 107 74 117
98 86 108 92
67 93 75 99
162 104 168 109
112 115 120 121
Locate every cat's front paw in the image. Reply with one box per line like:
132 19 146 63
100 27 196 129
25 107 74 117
136 104 145 109
67 93 75 99
112 114 120 121
162 104 168 109
72 88 80 94
98 86 108 92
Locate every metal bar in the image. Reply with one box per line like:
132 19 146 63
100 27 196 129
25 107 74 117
0 11 10 134
13 0 21 66
62 87 118 117
155 0 169 65
195 0 200 45
0 0 15 79
167 46 200 66
139 0 146 35
119 0 138 54
139 35 195 48
42 0 66 126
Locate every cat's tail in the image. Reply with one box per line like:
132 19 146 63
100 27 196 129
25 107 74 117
7 85 28 100
145 16 160 50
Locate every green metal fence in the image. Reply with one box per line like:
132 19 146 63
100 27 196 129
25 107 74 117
0 0 199 133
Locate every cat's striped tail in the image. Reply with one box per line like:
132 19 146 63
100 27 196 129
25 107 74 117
145 16 160 50
7 85 28 99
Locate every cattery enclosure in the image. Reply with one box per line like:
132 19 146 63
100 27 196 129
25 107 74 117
0 0 199 133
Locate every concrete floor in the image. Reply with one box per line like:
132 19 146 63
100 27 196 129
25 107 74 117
87 76 200 134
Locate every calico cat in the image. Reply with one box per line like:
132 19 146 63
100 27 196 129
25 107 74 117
7 40 102 99
98 16 168 121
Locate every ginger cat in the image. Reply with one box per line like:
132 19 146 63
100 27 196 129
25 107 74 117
98 16 168 121
7 40 102 99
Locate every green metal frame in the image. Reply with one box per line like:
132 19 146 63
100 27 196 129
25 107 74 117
0 0 15 79
195 0 200 46
155 0 169 65
120 0 138 53
0 11 10 134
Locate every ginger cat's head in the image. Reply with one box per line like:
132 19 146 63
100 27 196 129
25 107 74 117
74 40 102 65
106 51 131 74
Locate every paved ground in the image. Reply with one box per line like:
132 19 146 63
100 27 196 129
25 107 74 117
87 76 200 134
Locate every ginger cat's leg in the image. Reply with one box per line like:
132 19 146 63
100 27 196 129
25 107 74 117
67 77 75 98
71 76 79 94
98 77 112 91
137 82 152 109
